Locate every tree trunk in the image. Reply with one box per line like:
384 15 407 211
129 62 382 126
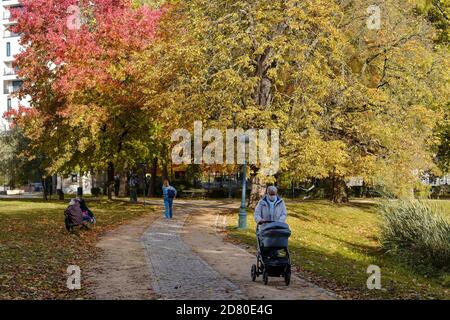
149 157 158 197
42 177 48 201
330 176 349 203
248 174 267 208
245 47 273 209
107 162 114 200
291 180 295 200
52 175 57 195
162 159 169 180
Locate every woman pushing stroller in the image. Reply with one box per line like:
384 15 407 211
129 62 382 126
252 186 292 285
254 186 287 225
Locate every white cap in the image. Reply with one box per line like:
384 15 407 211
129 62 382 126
267 186 278 194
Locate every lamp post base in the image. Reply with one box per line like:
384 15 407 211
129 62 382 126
238 208 247 230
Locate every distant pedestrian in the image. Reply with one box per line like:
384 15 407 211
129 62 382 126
162 179 177 219
129 172 138 204
114 174 120 197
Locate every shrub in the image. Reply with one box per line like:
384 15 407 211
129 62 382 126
379 200 450 270
91 187 101 197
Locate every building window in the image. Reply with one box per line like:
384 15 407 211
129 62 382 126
6 42 11 57
71 174 78 183
12 80 22 93
7 99 11 112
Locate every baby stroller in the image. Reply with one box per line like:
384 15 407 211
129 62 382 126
251 221 292 285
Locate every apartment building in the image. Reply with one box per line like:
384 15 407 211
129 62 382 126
0 0 29 131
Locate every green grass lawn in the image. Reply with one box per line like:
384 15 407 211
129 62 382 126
432 200 450 219
0 199 156 300
226 200 450 300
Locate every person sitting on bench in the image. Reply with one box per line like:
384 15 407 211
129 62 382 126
64 199 87 231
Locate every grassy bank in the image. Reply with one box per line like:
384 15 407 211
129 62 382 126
0 199 156 300
226 200 450 299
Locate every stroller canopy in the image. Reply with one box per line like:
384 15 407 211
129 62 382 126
259 221 290 231
258 222 291 249
258 222 291 235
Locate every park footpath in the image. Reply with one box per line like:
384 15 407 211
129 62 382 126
87 199 338 300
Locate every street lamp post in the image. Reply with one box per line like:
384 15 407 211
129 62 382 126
238 134 249 230
229 112 236 199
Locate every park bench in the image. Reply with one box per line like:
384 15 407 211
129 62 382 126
179 189 208 198
64 215 91 232
64 210 95 232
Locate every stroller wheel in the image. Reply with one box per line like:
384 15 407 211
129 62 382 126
251 264 257 282
263 270 269 285
284 272 291 286
284 266 291 286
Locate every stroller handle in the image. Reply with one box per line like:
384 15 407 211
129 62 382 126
256 220 274 232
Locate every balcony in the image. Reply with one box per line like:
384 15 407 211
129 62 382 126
2 0 21 7
3 87 20 94
4 67 17 75
3 30 20 38
3 6 21 22
3 82 22 94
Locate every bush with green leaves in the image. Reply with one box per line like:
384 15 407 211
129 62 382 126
379 200 450 270
91 187 101 197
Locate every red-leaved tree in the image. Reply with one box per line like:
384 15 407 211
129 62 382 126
9 0 164 198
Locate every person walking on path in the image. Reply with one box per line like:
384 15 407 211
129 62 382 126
162 179 177 219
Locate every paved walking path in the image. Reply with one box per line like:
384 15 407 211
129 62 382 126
141 200 338 300
183 206 338 300
142 206 245 300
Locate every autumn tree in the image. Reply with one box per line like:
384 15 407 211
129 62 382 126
9 0 448 204
168 0 448 203
0 128 43 190
317 0 449 200
11 0 164 198
415 0 450 174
